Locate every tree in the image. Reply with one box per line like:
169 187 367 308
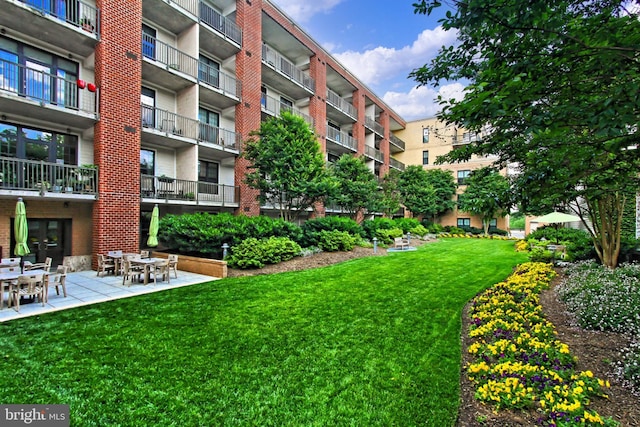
457 167 511 235
397 165 456 220
327 154 381 222
380 169 404 218
411 0 640 268
243 111 332 222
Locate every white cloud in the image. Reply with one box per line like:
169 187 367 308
270 0 345 23
332 26 458 87
383 82 465 121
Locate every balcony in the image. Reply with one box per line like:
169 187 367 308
199 2 242 59
0 0 100 57
389 134 406 153
0 157 97 199
261 94 313 127
141 105 198 147
262 44 315 99
326 125 357 154
364 116 384 137
326 89 357 123
141 174 239 207
143 0 198 34
453 132 482 147
389 157 405 171
141 34 198 91
0 59 99 128
198 62 241 109
364 145 384 163
198 123 241 160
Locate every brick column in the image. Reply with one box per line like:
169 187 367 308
352 88 366 156
309 54 327 153
93 0 143 261
234 0 263 216
379 110 390 177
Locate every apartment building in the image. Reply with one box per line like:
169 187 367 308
394 117 509 231
0 0 407 268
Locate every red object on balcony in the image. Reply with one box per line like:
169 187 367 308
87 83 97 92
77 79 86 89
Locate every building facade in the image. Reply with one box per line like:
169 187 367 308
394 117 509 231
0 0 407 267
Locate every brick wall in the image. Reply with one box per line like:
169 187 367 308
93 0 143 260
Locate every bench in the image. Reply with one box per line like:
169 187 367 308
394 237 410 250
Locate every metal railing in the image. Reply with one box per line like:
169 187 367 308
261 94 314 127
0 58 98 114
170 0 199 16
142 34 199 78
0 157 98 195
326 89 357 119
141 174 239 205
198 123 241 151
199 2 242 46
262 44 315 93
141 105 199 139
364 145 384 163
389 134 406 151
389 157 405 171
326 125 357 151
18 0 100 36
364 116 384 136
198 61 241 98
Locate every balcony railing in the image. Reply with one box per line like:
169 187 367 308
262 44 315 93
364 116 384 136
18 0 100 36
198 61 241 99
142 34 199 78
0 157 97 195
170 0 199 15
326 89 357 119
141 174 239 205
389 158 405 171
0 58 99 114
326 125 357 151
364 145 384 163
198 123 241 151
199 2 242 46
261 94 313 126
389 134 406 151
141 105 199 139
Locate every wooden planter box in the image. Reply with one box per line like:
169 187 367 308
151 252 227 278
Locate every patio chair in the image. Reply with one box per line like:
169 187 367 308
121 259 142 287
48 265 68 300
0 266 20 310
97 254 116 277
10 272 46 312
140 250 150 258
393 237 410 250
25 257 52 272
149 260 171 286
1 257 20 266
167 254 178 278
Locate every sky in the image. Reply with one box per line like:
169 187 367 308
269 0 465 122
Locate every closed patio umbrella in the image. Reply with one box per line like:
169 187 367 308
147 204 159 247
534 211 580 224
14 197 30 272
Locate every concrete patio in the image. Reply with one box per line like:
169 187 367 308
0 269 218 322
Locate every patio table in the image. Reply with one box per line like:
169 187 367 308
129 258 166 285
0 269 48 309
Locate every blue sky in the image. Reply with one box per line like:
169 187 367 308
269 0 464 121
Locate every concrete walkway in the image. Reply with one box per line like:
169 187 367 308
0 269 218 322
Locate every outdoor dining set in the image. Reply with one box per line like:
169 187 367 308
97 250 178 286
0 257 67 312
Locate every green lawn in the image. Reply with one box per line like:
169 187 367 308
0 239 526 426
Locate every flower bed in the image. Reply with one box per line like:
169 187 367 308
466 262 618 426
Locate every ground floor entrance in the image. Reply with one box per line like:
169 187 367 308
10 218 71 267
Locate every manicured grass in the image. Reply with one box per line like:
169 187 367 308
0 239 526 426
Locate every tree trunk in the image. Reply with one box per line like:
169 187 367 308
585 193 624 269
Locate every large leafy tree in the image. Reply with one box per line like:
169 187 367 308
397 165 457 220
457 167 511 235
243 111 332 222
327 154 381 222
411 0 640 268
380 169 404 218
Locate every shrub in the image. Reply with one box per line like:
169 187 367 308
392 218 421 233
361 217 396 240
409 224 429 237
301 216 363 247
317 230 356 252
528 246 554 263
226 237 302 269
527 226 595 261
444 226 467 235
376 227 403 245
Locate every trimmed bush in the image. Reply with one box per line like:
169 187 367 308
376 227 403 245
409 224 429 237
317 230 356 252
301 216 363 247
227 236 302 269
392 218 421 233
362 217 396 240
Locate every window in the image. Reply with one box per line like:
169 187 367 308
462 132 479 143
141 86 156 127
199 55 220 88
457 218 471 228
280 97 293 114
142 24 156 59
140 149 155 176
457 170 471 185
327 152 340 163
422 150 429 165
0 120 77 163
198 108 220 143
261 86 267 108
423 127 429 143
489 218 497 230
198 160 219 194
